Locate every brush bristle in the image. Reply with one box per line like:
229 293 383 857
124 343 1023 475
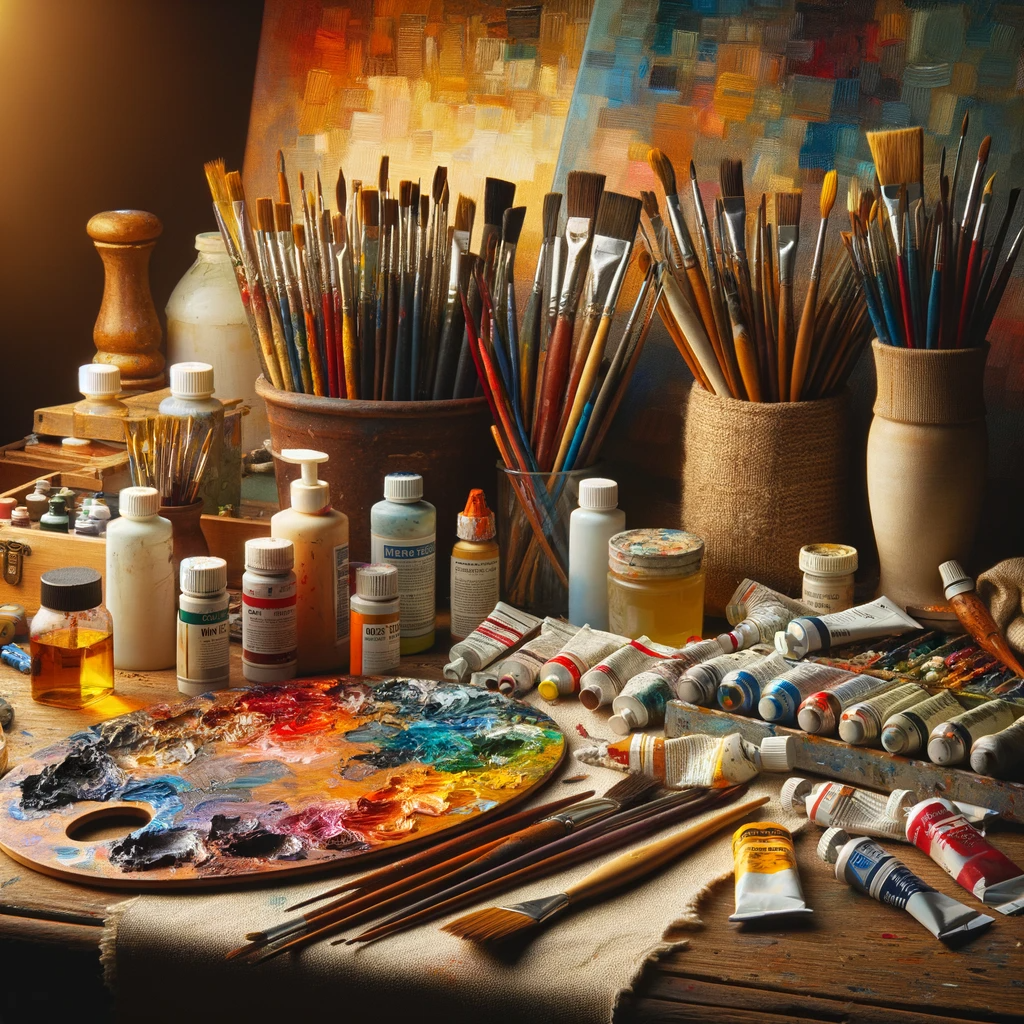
566 170 606 221
378 155 389 194
454 194 476 234
360 189 379 228
542 192 562 239
978 135 992 166
204 159 228 204
298 171 305 192
419 194 430 226
647 147 677 196
255 196 274 233
961 111 969 136
432 165 447 203
847 175 860 214
384 197 399 228
484 177 517 227
640 189 660 219
603 770 659 808
869 199 879 224
225 170 245 205
820 169 838 219
292 223 305 247
440 179 450 207
274 202 291 233
866 127 923 187
399 180 413 207
775 191 801 226
719 158 744 199
594 191 643 242
441 906 540 944
336 168 346 216
502 205 527 245
689 159 697 182
276 149 286 175
983 173 996 196
332 212 344 244
410 182 420 210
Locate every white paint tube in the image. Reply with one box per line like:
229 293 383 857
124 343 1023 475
819 829 994 942
675 646 771 706
775 597 921 659
536 625 629 701
608 670 674 735
718 579 811 651
471 669 498 689
927 699 1022 766
730 822 811 922
716 651 797 715
575 731 793 789
971 716 1024 779
443 602 542 684
757 662 858 724
781 777 914 841
492 617 579 696
796 673 895 735
577 636 680 710
838 681 930 745
906 798 1024 914
880 690 963 755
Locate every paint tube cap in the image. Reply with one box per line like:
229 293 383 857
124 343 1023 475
880 724 910 754
384 472 424 503
119 486 160 518
578 685 603 711
927 733 964 766
608 710 636 736
180 556 227 596
837 712 867 745
774 629 804 658
79 363 121 397
245 536 294 573
579 478 618 511
780 776 812 813
169 361 215 399
90 503 111 522
537 677 561 702
758 736 793 772
939 560 975 599
356 563 398 600
797 697 833 735
885 789 916 819
817 827 851 865
799 543 859 577
457 488 496 542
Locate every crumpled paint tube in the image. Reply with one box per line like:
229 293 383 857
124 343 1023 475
927 699 1022 767
838 681 929 745
492 617 579 696
781 777 914 841
796 673 895 735
775 597 921 659
674 646 771 706
971 716 1024 779
716 651 796 715
730 821 812 922
718 579 811 651
443 602 542 683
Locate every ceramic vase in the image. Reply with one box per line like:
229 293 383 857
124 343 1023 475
160 500 209 593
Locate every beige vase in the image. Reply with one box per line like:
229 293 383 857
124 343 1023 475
867 341 988 611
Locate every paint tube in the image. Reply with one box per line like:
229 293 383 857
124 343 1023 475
971 716 1024 779
575 731 793 789
952 801 1000 831
906 797 1024 914
443 602 542 684
716 651 793 714
927 699 1022 766
675 646 772 706
838 681 930 745
729 822 812 922
757 662 859 725
797 673 894 735
880 690 963 756
471 669 498 688
577 636 679 710
782 777 913 841
492 617 580 696
775 597 921 659
819 829 994 942
536 625 628 701
718 579 811 651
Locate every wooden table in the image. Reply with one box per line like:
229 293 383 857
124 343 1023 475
1 639 1022 1024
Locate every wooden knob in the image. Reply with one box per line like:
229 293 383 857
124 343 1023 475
87 210 163 245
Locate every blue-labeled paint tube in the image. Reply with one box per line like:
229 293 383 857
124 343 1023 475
758 662 859 724
716 651 793 714
774 597 921 659
675 646 771 706
820 830 994 942
609 669 675 735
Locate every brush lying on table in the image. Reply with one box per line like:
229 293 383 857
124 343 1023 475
123 416 214 506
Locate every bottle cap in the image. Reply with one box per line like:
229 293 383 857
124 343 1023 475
384 472 423 503
608 528 703 579
78 363 121 397
279 449 331 514
245 537 294 573
180 556 227 595
32 479 52 496
939 560 975 599
169 361 215 399
885 789 916 819
0 497 15 520
12 506 29 522
90 503 111 522
799 543 859 576
780 776 811 813
927 733 962 766
608 709 635 735
46 496 67 516
536 678 560 702
356 563 398 599
758 736 793 772
195 231 227 254
578 478 618 512
456 489 495 542
837 713 866 745
120 486 160 518
40 567 102 613
817 827 851 865
758 694 785 721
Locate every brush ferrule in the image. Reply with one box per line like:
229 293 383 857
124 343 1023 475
583 235 629 311
602 249 633 316
972 199 991 243
879 187 904 254
501 893 571 924
810 220 828 282
777 231 798 284
721 198 747 256
664 195 697 262
557 218 591 315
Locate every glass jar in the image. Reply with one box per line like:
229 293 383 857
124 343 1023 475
607 529 705 647
30 567 114 709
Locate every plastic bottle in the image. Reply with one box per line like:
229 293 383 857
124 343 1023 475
569 478 625 630
106 486 176 670
39 496 69 533
242 537 298 683
177 556 230 695
371 472 436 655
450 488 500 642
271 450 349 673
75 364 126 419
350 563 401 675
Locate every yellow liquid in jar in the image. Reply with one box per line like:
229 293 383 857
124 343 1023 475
607 568 705 647
31 628 115 709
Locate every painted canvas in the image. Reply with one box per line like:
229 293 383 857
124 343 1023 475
0 678 564 887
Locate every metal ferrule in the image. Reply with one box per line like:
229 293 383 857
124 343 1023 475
810 219 828 282
557 216 593 317
690 178 715 267
664 194 697 263
549 796 619 827
879 185 904 254
445 229 471 299
973 196 991 243
601 247 633 316
501 893 571 924
961 164 986 230
232 201 262 286
721 196 747 257
360 232 379 299
776 225 798 285
547 236 565 319
580 234 628 319
335 247 352 312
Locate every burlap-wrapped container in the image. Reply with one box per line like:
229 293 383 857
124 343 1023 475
682 383 850 615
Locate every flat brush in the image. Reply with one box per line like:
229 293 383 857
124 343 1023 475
972 186 1020 332
432 194 476 398
521 192 561 424
481 177 516 285
957 173 995 347
274 202 315 394
257 196 303 391
690 161 733 377
978 222 1023 341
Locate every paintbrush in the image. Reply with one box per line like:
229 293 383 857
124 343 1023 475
952 136 992 340
422 175 450 396
972 185 1020 334
845 229 890 349
390 181 415 400
690 161 733 374
274 202 316 394
640 190 675 272
947 111 970 264
381 197 401 399
443 794 768 945
520 193 560 426
452 255 484 399
335 168 358 398
257 196 303 390
753 193 776 400
721 267 761 401
276 149 290 207
775 193 803 393
977 222 1023 342
358 189 380 401
293 222 327 395
327 205 347 396
480 177 516 285
538 194 567 435
957 173 995 347
866 200 903 348
790 169 837 399
408 192 431 401
431 194 476 398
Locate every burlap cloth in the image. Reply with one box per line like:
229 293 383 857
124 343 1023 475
101 689 803 1024
979 558 1024 657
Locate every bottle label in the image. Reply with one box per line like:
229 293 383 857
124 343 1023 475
372 534 435 638
450 555 500 640
359 617 402 674
335 544 350 643
177 608 230 680
242 589 297 663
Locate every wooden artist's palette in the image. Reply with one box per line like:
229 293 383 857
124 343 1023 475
0 677 564 888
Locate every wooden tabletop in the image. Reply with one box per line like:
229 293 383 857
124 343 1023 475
1 638 1022 1023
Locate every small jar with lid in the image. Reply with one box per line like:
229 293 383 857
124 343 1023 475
30 567 114 709
39 496 69 533
350 563 401 675
799 544 858 615
607 528 705 647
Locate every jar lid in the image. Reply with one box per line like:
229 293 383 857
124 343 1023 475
384 472 423 503
456 489 495 542
608 528 704 578
181 556 227 595
579 478 618 511
120 486 160 518
799 543 859 576
246 536 294 572
79 363 121 397
169 361 215 399
195 232 227 254
356 563 398 599
40 567 102 612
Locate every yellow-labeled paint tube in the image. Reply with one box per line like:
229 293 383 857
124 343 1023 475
730 822 812 922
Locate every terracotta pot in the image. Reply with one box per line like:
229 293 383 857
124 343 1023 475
256 376 494 599
867 341 988 611
160 500 209 591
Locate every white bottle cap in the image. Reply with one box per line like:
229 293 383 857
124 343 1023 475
885 789 916 819
927 733 963 766
169 361 215 399
837 713 867 745
356 563 398 600
79 363 121 397
578 478 618 511
939 560 975 599
384 472 423 503
181 556 227 595
799 543 859 576
246 536 294 572
62 437 91 448
817 827 851 865
607 710 635 735
758 735 794 772
120 486 160 518
279 449 331 514
33 479 52 495
780 776 812 813
91 503 111 522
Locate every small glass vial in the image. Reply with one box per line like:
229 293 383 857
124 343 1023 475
39 495 69 533
569 478 626 630
450 489 500 642
10 506 31 529
242 537 298 683
30 567 114 709
607 528 705 647
350 563 401 675
177 556 231 696
75 364 127 418
799 544 858 615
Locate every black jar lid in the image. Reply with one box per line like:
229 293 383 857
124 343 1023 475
40 567 102 612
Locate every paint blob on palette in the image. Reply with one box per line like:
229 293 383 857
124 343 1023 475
0 678 565 887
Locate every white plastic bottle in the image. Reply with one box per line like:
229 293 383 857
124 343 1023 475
371 472 436 655
106 486 176 670
271 449 349 674
177 556 230 695
242 537 298 683
569 478 626 629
